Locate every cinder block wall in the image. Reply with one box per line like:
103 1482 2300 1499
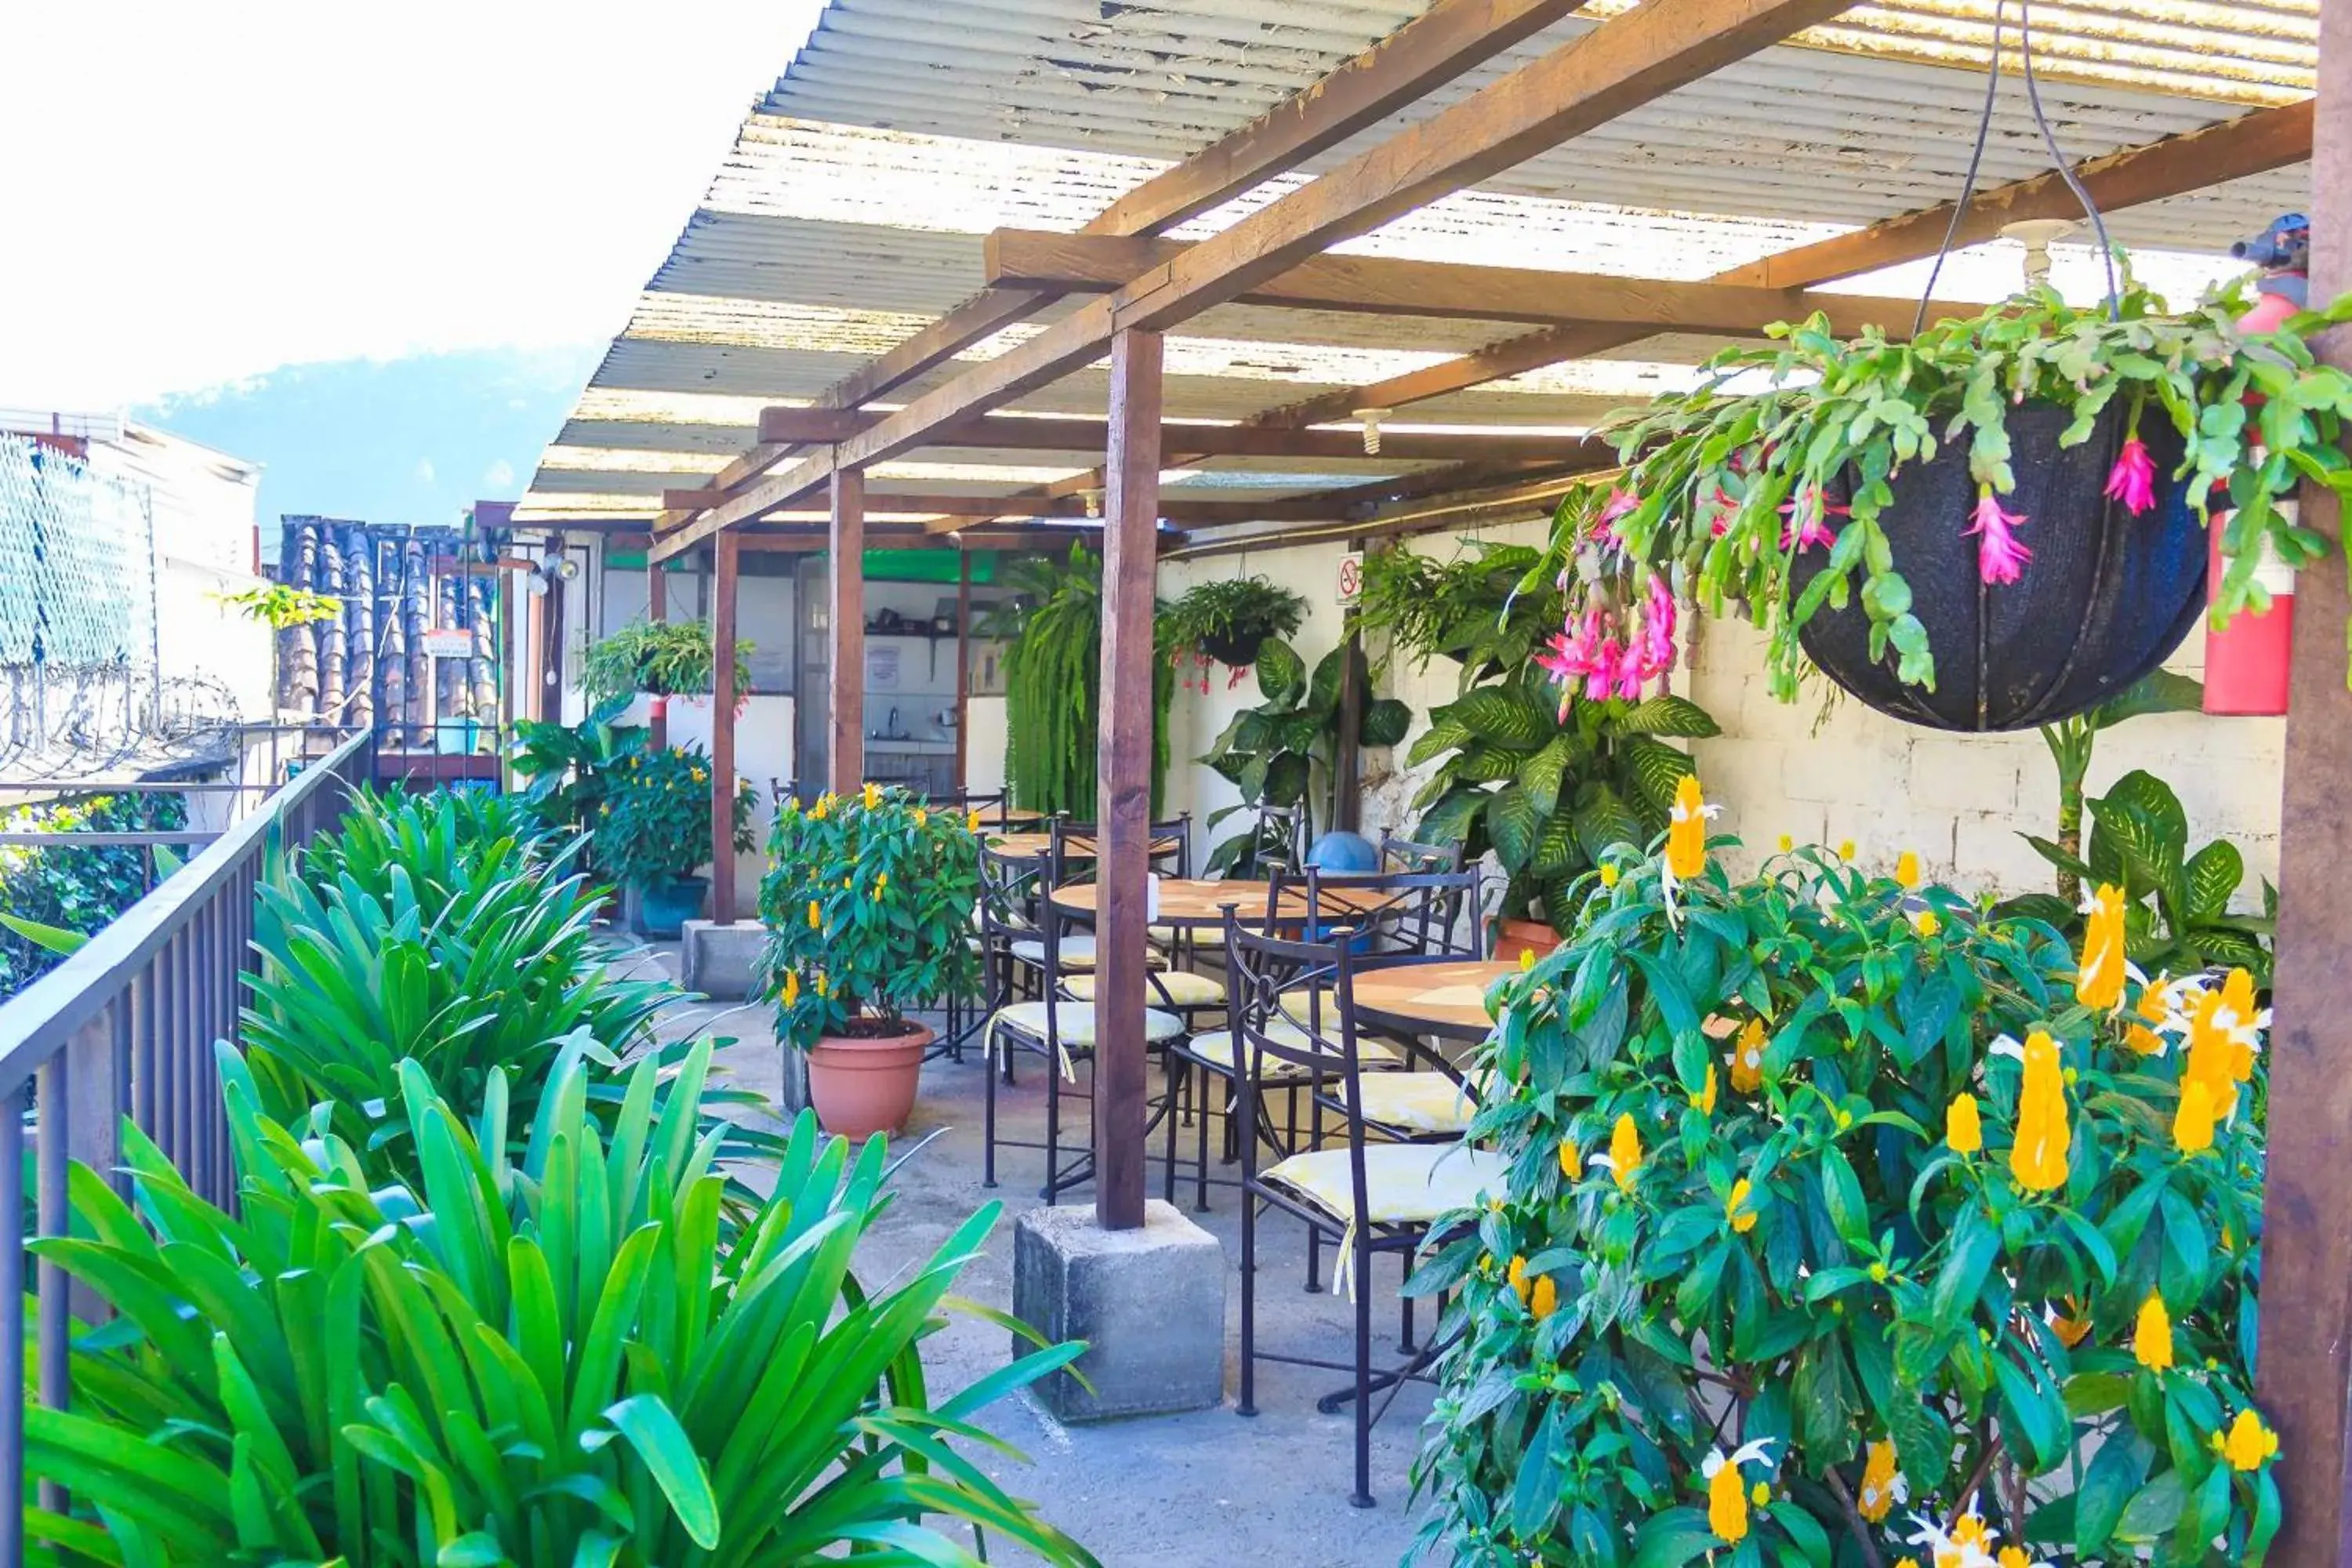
1160 521 2285 909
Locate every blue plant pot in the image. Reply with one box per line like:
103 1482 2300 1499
637 875 708 939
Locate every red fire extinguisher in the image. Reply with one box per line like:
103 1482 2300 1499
2203 214 2309 717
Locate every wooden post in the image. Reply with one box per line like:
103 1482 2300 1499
1335 535 1366 835
710 532 741 923
645 557 669 751
1094 328 1163 1232
955 549 972 794
2255 5 2352 1556
829 469 866 797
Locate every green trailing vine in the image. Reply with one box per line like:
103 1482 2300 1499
989 545 1174 816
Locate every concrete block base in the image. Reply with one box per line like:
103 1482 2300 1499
1013 1200 1225 1421
681 919 766 1000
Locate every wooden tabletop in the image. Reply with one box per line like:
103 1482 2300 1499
1348 958 1518 1039
1050 877 1398 927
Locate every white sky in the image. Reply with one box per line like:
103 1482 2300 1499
0 0 822 408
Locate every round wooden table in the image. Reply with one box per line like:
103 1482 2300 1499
1348 958 1518 1041
985 830 1182 860
1049 877 1398 928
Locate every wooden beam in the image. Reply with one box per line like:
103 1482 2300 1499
662 487 1374 522
650 0 1849 562
748 406 1602 464
985 228 1945 336
1093 328 1163 1233
710 531 741 923
827 470 866 797
1271 98 2317 426
645 554 670 751
2253 20 2349 1560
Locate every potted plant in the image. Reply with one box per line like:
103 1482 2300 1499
1162 575 1308 684
508 693 646 891
593 743 757 938
583 617 754 719
1197 638 1411 875
760 783 984 1137
1567 270 2352 729
1352 539 1564 691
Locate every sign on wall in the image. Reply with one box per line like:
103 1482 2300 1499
420 628 473 659
1335 550 1364 607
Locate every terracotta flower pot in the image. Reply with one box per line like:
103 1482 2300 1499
1489 917 1559 963
804 1021 933 1140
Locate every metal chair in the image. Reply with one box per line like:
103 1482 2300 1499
1295 865 1483 967
1378 833 1465 876
978 841 1185 1201
1224 914 1504 1508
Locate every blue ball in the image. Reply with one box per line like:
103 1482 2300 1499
1305 830 1378 873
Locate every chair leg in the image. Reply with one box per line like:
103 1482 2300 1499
1351 1237 1376 1509
1399 1288 1417 1356
982 1039 1000 1189
1042 1049 1062 1202
1160 1057 1181 1207
1236 1187 1258 1419
1194 1069 1214 1213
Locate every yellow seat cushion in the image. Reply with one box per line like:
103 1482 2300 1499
1062 969 1225 1007
1356 1072 1479 1135
1265 1143 1510 1227
1008 935 1167 971
1185 1025 1399 1080
985 1000 1184 1047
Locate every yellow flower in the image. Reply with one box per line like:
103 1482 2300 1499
814 971 829 999
779 971 800 1007
1730 1018 1766 1094
811 796 830 821
876 872 888 892
691 766 706 783
1857 1439 1903 1523
1750 1481 1769 1507
1506 1254 1530 1304
913 808 927 829
1837 838 1855 861
1665 775 1709 881
808 900 822 929
1776 833 1794 852
1945 1092 1982 1155
2217 1408 2279 1471
2126 974 2172 1055
1726 1178 1757 1234
862 782 880 810
1606 1112 1642 1192
2133 1290 2174 1372
1519 946 1535 971
1895 850 1921 888
967 808 985 833
1558 1136 1578 1179
2173 1077 2217 1154
2075 883 2128 1010
1599 862 1621 888
1703 1439 1774 1544
1530 1275 1558 1320
2008 1031 2071 1192
1691 1063 1718 1116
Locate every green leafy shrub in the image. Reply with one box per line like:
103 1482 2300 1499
593 744 756 891
760 783 983 1047
1406 668 1715 932
988 544 1174 815
30 1039 1098 1566
1161 575 1308 680
1199 638 1410 874
1354 540 1564 691
1413 799 2278 1566
509 693 648 869
583 617 753 702
0 790 186 1000
2012 765 2273 987
241 789 779 1192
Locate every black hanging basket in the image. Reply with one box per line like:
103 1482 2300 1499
1200 628 1271 666
1796 401 2207 731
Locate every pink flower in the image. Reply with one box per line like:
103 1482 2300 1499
2104 437 2158 516
1778 486 1849 551
1593 487 1639 547
1611 641 1646 702
1637 579 1678 677
1966 488 2033 586
1585 637 1623 701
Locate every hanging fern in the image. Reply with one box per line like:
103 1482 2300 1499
990 545 1172 816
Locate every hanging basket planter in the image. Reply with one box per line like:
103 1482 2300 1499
1199 627 1272 666
1795 403 2208 731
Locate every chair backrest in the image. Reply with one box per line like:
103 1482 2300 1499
1047 813 1192 878
1277 866 1483 961
939 788 1013 828
1222 914 1371 1185
1254 803 1307 875
1380 834 1465 876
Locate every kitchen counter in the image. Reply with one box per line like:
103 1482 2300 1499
865 738 956 755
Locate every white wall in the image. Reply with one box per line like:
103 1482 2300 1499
1155 521 2284 908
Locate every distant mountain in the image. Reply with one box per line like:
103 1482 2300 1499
139 345 601 534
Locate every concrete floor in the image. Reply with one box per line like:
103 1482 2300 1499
622 947 1434 1566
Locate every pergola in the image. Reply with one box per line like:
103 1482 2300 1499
521 0 2352 1552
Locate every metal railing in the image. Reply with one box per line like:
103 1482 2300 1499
0 728 374 1561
